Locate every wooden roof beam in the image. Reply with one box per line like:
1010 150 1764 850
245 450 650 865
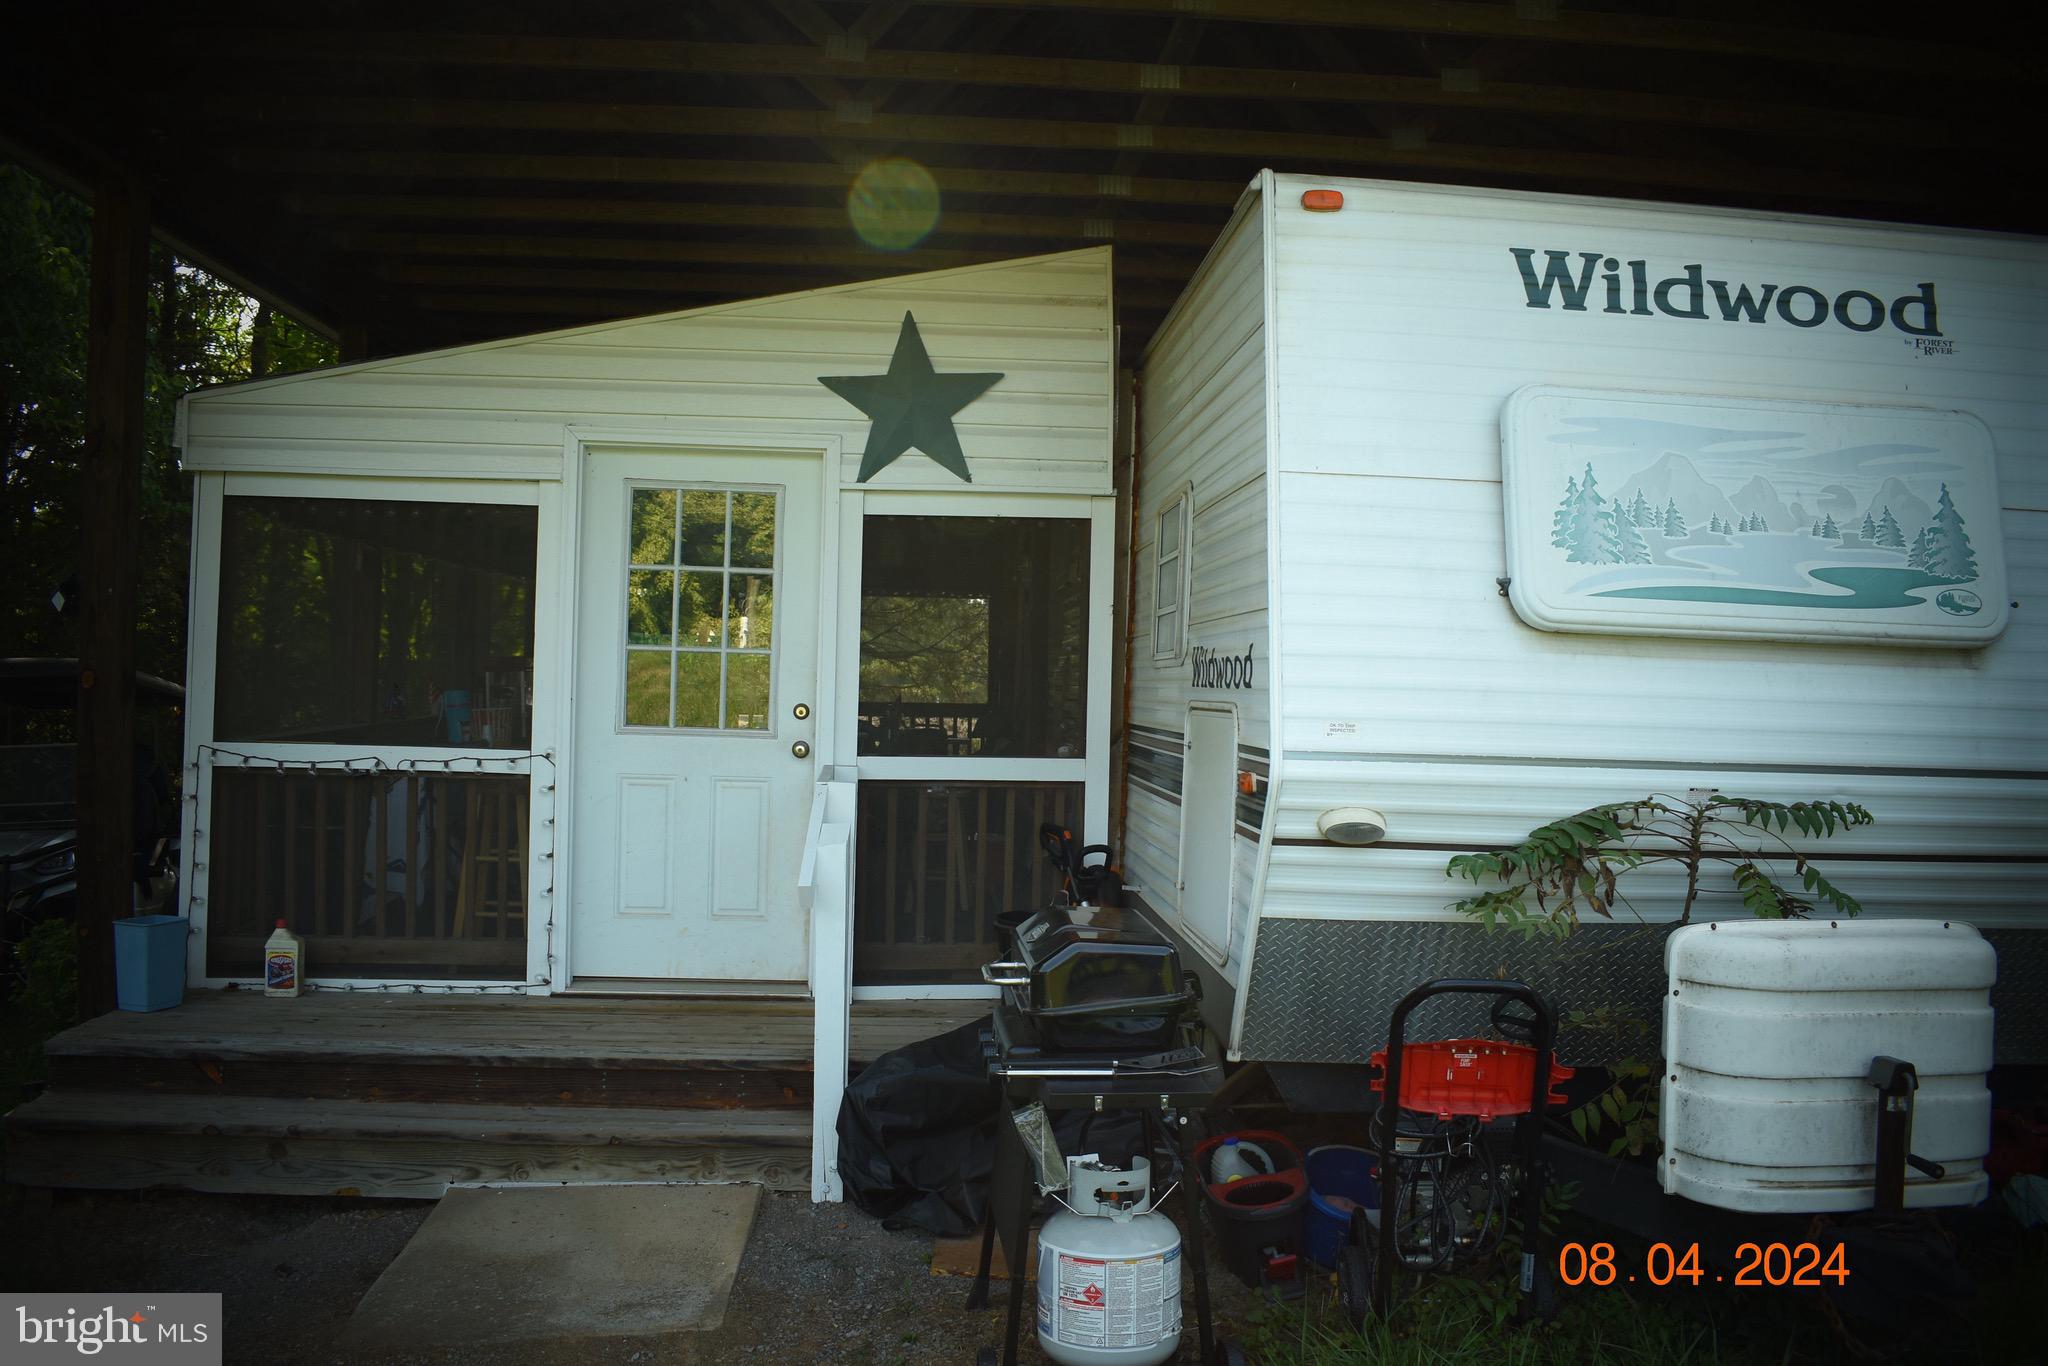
327 230 1199 277
290 193 1220 246
195 32 1960 148
407 288 1172 318
371 259 1187 308
217 98 1925 204
215 147 1244 207
917 0 2020 79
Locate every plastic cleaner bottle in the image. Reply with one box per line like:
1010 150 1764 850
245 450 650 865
1210 1136 1275 1183
264 920 304 997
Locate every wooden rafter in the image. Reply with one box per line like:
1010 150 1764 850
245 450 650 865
293 194 1220 246
917 0 2021 78
194 31 1961 149
326 230 1198 277
213 98 1922 203
219 147 1245 208
7 2 2032 358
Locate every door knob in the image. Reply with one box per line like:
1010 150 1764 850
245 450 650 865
791 740 811 759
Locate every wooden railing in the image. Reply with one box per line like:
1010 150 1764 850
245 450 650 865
852 780 1081 983
204 770 527 979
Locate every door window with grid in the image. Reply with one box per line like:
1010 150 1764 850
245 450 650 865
622 486 778 732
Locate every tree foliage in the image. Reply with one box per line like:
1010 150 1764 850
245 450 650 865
1923 483 1977 580
1445 791 1875 940
0 165 335 681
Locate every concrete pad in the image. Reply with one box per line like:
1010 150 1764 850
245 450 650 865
340 1184 760 1349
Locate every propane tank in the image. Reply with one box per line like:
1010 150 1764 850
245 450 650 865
1036 1153 1182 1366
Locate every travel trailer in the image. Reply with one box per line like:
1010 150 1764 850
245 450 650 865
1122 171 2044 1086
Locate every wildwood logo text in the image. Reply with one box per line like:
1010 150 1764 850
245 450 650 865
1190 644 1254 690
1510 248 1942 336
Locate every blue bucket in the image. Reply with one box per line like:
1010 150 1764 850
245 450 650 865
1304 1144 1381 1268
441 689 473 743
114 915 188 1013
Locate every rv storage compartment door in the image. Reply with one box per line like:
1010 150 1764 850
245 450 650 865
1177 704 1238 964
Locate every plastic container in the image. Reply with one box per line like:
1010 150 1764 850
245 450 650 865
441 688 472 743
1193 1130 1306 1287
1368 1038 1575 1121
1662 918 1994 1213
264 920 305 996
114 915 188 1013
1209 1137 1277 1184
1303 1145 1381 1269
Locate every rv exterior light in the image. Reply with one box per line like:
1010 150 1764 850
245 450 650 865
1301 189 1344 212
1318 806 1387 846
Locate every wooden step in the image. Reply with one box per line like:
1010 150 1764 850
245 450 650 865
42 990 816 1110
3 1091 811 1197
47 1052 812 1110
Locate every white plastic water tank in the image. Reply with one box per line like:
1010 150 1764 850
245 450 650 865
1660 919 1994 1213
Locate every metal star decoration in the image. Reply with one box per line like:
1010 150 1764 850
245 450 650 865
819 312 1003 483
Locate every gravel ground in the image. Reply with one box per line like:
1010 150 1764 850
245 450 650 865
0 1183 1269 1364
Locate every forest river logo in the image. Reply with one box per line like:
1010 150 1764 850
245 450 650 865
1509 249 1942 337
1190 643 1254 690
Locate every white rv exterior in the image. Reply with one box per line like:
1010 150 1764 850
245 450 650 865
1126 172 2047 1066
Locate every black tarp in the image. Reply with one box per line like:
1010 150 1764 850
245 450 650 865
836 1017 1146 1236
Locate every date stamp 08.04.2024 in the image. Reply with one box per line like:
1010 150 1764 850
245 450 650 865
1557 1241 1849 1288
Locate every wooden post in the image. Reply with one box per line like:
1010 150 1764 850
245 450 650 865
75 171 151 1019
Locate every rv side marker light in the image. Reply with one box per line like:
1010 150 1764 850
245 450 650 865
1318 806 1387 846
1301 189 1344 212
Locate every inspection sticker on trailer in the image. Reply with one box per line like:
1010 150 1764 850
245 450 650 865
1040 1248 1181 1349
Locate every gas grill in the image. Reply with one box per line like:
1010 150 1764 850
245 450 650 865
980 900 1200 1059
968 897 1237 1363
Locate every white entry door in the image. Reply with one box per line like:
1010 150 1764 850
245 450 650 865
570 449 822 982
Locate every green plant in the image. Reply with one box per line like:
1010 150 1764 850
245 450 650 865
1446 791 1874 941
1558 1008 1658 1157
2 919 81 1108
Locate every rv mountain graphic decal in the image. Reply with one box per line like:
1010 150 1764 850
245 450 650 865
1501 388 2008 647
1510 249 1942 336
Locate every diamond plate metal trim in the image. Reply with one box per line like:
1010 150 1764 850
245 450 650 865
1240 919 2047 1066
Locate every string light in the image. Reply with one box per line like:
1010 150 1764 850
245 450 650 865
188 745 559 996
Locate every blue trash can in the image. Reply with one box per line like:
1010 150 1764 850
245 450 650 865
1304 1144 1381 1269
115 915 188 1013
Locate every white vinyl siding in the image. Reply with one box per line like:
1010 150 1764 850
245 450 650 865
177 250 1116 495
1126 184 1274 980
1255 172 2047 951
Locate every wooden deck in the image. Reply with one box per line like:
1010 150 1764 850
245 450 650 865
3 990 988 1198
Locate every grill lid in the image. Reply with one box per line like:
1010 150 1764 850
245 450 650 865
985 902 1190 1024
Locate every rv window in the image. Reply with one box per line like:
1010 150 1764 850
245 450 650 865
858 515 1088 758
1153 489 1192 662
214 496 537 748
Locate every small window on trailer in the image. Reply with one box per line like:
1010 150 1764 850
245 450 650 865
1152 487 1192 663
